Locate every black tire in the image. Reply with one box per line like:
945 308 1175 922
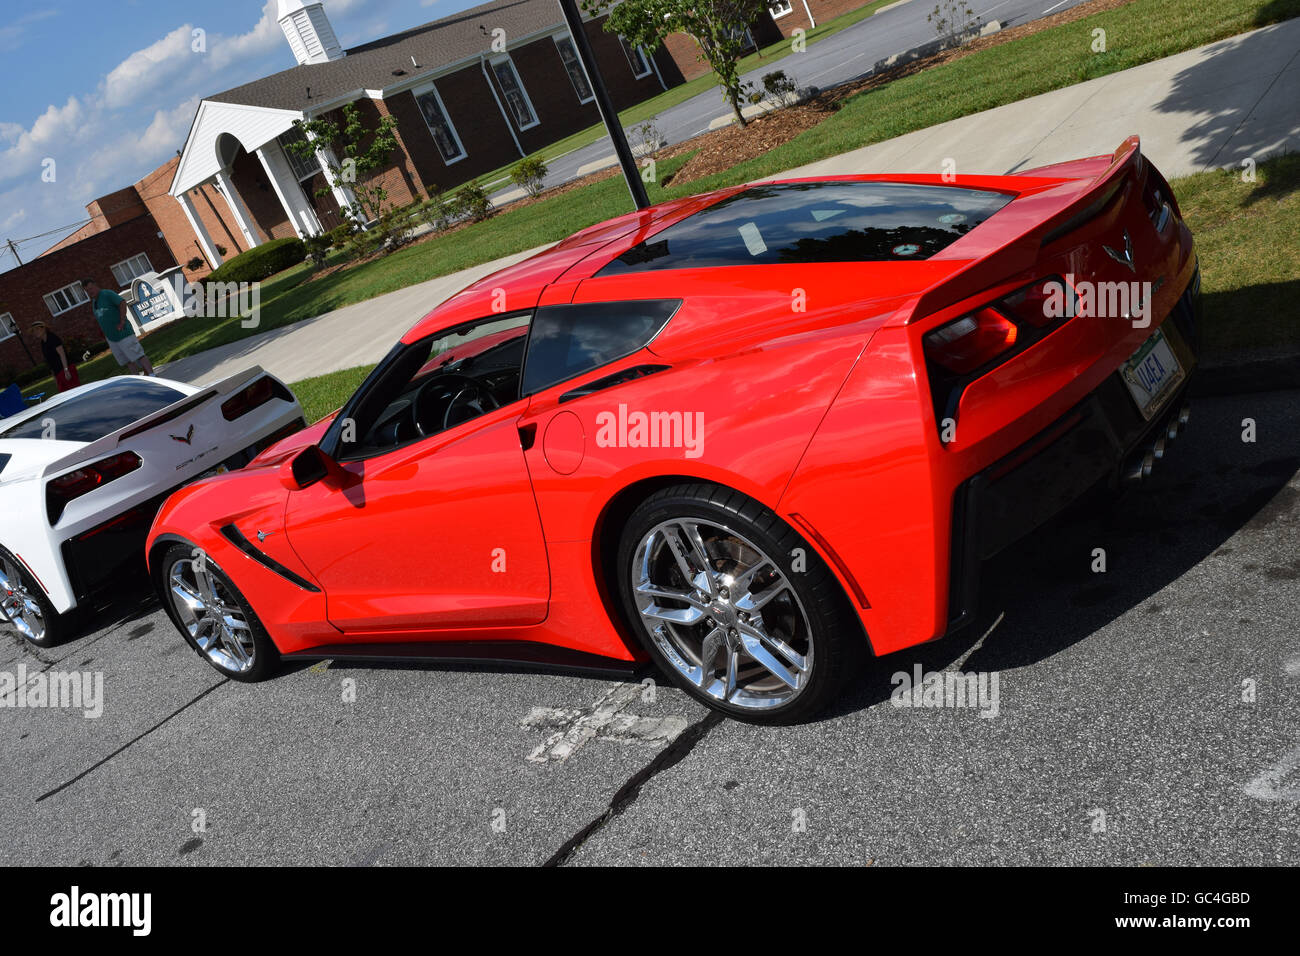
156 542 279 682
0 546 68 648
615 483 863 724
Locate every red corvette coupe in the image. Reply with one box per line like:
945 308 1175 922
146 137 1198 722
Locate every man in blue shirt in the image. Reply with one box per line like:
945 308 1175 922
81 277 154 376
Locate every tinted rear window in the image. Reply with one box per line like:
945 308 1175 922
598 181 1014 274
0 379 185 443
522 300 680 395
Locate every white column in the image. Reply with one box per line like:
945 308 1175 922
214 167 262 249
177 191 223 267
256 142 317 238
303 127 359 225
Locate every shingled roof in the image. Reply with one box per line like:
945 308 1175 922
208 0 568 112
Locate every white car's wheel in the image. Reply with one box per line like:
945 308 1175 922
0 548 65 648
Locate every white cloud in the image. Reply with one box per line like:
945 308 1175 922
0 97 89 179
103 24 196 110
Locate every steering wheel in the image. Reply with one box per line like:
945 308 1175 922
411 373 500 436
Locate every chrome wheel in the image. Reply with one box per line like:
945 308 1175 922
630 518 814 710
167 558 256 674
0 555 45 643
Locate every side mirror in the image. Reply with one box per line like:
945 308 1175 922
279 445 342 491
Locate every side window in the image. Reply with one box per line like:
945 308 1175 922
334 313 531 460
522 300 680 396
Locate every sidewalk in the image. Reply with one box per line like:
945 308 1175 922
779 17 1300 181
163 19 1300 389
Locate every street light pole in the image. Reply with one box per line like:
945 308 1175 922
556 0 650 211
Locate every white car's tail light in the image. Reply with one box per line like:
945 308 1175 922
221 377 284 421
46 452 142 524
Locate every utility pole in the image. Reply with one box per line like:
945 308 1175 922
2 239 37 368
0 314 37 368
556 0 650 211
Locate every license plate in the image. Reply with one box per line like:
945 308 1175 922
1121 328 1184 420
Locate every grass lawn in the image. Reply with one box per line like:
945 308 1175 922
1176 153 1300 362
286 153 1300 423
292 363 376 424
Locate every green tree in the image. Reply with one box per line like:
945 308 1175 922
284 102 401 228
582 0 772 126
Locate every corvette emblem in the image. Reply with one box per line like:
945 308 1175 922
171 424 195 445
1103 229 1136 273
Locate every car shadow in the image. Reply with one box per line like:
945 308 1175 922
825 387 1300 721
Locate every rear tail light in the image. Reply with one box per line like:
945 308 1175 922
923 276 1077 433
221 376 281 421
999 277 1077 327
923 308 1018 375
46 452 142 523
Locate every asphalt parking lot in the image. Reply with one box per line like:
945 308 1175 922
2 387 1297 866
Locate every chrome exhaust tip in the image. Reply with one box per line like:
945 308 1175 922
1141 452 1154 479
1153 436 1167 460
1178 404 1191 426
1167 420 1180 441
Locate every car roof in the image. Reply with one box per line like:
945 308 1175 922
399 166 1108 345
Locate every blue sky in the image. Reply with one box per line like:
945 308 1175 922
0 0 484 272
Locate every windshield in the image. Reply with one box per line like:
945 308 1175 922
599 181 1015 274
0 379 186 443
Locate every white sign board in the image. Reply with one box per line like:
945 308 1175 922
127 269 186 332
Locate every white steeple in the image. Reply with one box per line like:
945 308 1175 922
278 0 345 66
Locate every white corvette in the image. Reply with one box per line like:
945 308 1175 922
0 369 304 646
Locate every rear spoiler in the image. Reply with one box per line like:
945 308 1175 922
905 137 1144 324
42 366 272 476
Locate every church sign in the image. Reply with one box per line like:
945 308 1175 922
128 270 185 330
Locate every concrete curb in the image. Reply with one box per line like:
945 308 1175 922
870 21 999 74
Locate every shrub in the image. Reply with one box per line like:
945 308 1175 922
510 157 549 198
374 208 415 252
205 237 305 284
304 235 331 268
451 183 493 223
327 224 355 248
420 187 453 233
762 70 799 108
628 119 665 155
185 256 205 272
